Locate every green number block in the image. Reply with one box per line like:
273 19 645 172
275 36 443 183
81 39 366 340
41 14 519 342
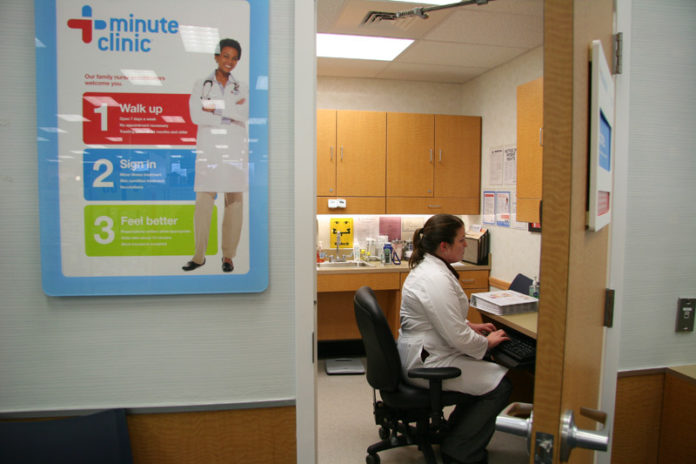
84 204 217 256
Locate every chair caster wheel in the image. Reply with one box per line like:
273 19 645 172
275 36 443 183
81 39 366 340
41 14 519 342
366 453 381 464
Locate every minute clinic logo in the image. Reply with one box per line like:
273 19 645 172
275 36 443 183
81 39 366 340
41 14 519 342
67 5 106 43
65 5 180 53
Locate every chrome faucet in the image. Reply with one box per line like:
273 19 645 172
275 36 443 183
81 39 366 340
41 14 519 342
335 231 346 262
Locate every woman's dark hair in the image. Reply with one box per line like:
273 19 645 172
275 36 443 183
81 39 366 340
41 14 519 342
216 38 242 60
409 214 464 278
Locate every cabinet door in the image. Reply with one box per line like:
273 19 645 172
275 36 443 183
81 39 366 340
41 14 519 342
336 110 386 196
516 77 543 222
317 109 336 196
386 112 434 197
434 115 481 200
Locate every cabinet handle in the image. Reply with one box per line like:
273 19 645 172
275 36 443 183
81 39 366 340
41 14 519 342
439 149 442 162
460 278 475 283
429 149 433 163
330 146 334 162
427 204 441 209
539 127 543 147
340 146 344 161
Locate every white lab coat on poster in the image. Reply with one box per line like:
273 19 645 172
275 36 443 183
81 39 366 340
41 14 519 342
189 70 249 193
397 253 508 395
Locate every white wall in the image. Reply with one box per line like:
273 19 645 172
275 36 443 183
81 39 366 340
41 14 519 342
460 47 543 283
317 77 464 114
617 0 696 370
0 0 298 413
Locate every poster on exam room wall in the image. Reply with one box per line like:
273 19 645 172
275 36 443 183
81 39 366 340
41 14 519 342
35 0 269 295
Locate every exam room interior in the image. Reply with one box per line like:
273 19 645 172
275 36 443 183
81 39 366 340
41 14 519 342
316 0 544 460
315 0 544 282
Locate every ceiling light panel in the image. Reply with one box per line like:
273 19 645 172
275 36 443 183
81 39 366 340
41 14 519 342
317 33 413 61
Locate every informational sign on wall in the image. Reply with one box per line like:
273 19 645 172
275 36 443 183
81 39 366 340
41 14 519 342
35 0 269 295
588 39 614 232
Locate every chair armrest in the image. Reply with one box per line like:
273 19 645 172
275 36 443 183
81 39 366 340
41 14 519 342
407 367 461 428
408 367 461 381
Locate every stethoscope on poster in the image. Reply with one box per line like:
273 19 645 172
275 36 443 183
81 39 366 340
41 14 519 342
200 77 241 101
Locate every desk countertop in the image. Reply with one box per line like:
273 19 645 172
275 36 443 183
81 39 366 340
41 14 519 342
316 260 490 275
669 365 696 383
477 310 538 339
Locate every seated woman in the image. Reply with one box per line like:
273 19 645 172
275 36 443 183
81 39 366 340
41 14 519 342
397 214 511 464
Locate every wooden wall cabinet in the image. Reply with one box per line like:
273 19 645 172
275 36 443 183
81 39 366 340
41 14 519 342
317 110 481 215
386 113 481 215
516 77 543 223
316 109 386 213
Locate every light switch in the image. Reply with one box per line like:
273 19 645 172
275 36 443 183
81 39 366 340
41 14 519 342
676 298 695 332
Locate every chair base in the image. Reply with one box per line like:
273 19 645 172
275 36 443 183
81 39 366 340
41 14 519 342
365 401 447 464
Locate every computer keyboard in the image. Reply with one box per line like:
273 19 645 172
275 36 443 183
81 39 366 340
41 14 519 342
489 330 536 368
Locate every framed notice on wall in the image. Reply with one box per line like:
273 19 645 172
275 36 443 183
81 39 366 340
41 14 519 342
35 0 269 295
587 39 614 232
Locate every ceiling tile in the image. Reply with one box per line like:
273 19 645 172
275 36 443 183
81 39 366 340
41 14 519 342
377 62 487 83
317 57 391 78
316 0 543 83
428 10 543 48
397 41 528 69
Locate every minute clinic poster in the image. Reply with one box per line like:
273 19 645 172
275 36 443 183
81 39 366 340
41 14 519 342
35 0 269 295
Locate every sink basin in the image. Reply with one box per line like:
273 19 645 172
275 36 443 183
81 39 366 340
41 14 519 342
317 261 374 268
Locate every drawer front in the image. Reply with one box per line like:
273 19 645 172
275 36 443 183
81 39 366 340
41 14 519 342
386 197 479 215
458 270 489 289
317 272 400 293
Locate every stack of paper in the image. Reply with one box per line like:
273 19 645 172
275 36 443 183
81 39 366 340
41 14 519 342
470 290 538 315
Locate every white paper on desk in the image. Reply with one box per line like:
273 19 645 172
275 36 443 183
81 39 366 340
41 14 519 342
470 290 538 315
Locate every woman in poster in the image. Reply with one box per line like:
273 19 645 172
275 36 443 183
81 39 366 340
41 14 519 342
183 38 249 273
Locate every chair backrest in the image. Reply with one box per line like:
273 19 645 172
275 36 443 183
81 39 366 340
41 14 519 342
0 408 133 464
354 286 402 392
509 273 533 294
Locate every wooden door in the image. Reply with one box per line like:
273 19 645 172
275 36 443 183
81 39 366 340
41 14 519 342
516 77 543 223
316 109 336 196
531 1 615 463
386 112 434 197
434 114 481 199
336 110 386 197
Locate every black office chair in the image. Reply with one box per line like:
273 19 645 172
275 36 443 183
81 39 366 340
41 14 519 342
0 408 134 464
353 286 472 464
508 273 533 294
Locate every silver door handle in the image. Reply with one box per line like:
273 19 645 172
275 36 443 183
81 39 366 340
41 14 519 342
340 146 344 161
439 149 442 162
560 408 609 461
496 402 533 451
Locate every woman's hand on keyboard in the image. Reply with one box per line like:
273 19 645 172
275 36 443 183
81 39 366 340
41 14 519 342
486 329 510 349
468 322 497 335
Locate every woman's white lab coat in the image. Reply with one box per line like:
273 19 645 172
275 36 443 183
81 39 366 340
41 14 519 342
189 71 249 193
397 253 507 395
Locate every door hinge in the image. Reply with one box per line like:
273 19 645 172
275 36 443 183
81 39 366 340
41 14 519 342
613 32 623 75
604 288 615 327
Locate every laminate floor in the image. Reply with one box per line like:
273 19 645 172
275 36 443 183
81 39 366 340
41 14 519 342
317 359 530 464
